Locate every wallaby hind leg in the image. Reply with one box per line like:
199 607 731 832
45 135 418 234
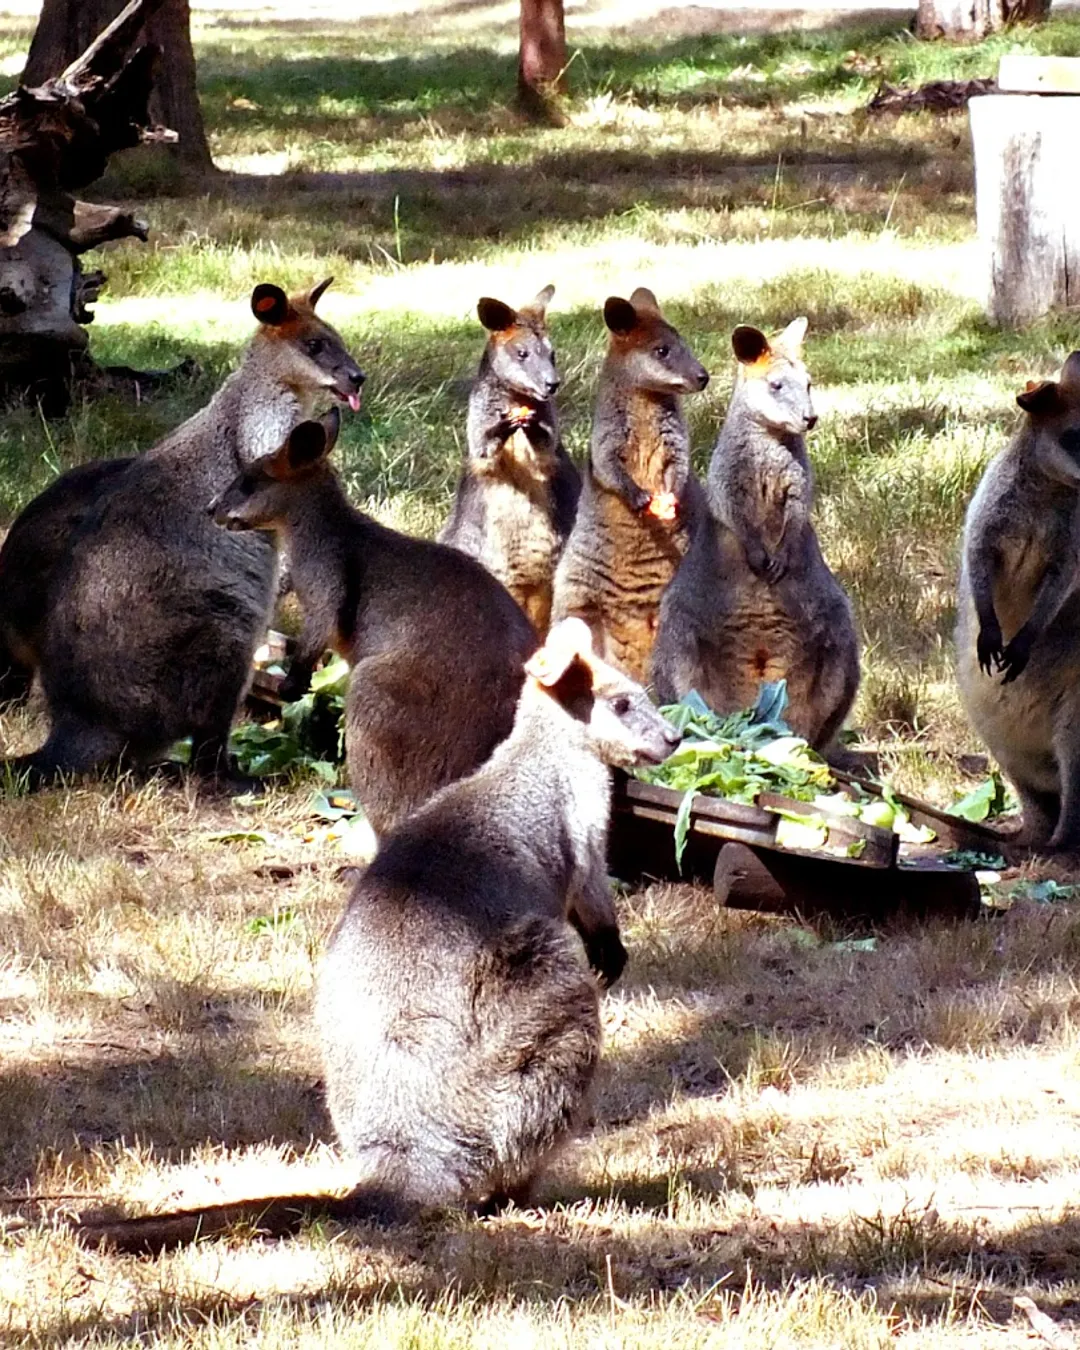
1003 768 1059 848
5 717 128 789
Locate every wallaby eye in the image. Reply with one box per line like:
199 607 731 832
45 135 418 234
655 344 670 360
305 338 326 358
516 346 529 360
611 695 632 716
769 379 783 392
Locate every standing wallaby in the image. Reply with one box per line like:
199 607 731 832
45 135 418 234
6 279 364 786
653 319 859 751
551 288 709 683
66 619 677 1253
0 457 131 705
318 616 679 1213
211 410 537 834
440 286 580 633
956 353 1080 849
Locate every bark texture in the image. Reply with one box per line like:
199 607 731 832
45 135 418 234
517 0 567 125
0 0 172 408
23 0 212 170
915 0 1050 40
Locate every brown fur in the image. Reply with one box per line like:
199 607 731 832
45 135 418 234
551 288 709 683
440 286 579 633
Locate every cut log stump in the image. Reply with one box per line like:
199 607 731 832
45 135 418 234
970 86 1080 326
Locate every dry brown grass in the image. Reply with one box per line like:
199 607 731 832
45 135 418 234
2 710 1080 1347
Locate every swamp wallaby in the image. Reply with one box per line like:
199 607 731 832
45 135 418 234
653 319 859 750
68 620 677 1254
318 616 679 1212
551 288 709 683
212 410 537 834
0 457 131 705
440 286 580 632
6 279 365 786
956 353 1080 849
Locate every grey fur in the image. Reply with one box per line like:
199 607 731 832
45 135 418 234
9 281 365 786
317 618 680 1211
956 352 1080 849
440 286 580 632
211 413 537 834
653 319 859 749
551 288 710 683
0 457 132 706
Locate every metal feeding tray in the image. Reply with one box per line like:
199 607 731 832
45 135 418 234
609 773 1003 923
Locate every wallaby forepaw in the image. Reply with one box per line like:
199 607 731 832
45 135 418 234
976 624 1004 677
998 632 1032 684
585 927 628 988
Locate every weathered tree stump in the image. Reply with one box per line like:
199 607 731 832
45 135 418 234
970 77 1080 327
0 0 175 410
915 0 1049 41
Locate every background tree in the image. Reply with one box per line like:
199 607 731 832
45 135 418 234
518 0 567 125
915 0 1050 40
22 0 212 171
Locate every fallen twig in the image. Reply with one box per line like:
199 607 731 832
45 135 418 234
1015 1296 1075 1349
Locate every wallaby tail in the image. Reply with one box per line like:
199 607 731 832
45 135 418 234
68 1185 413 1255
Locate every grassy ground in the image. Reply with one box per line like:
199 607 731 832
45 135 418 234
3 1 1080 1344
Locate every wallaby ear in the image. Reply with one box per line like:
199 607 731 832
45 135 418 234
629 286 660 316
252 283 291 327
307 276 334 310
732 325 771 366
477 297 517 333
277 416 335 476
776 315 808 354
526 283 555 316
1017 379 1061 415
604 296 638 336
1059 351 1080 394
525 617 595 687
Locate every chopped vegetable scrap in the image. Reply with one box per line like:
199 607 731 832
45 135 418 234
636 683 935 868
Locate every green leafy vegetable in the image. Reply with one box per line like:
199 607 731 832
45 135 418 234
949 774 1012 822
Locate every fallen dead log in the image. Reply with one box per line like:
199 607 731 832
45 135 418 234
867 77 996 115
0 0 185 412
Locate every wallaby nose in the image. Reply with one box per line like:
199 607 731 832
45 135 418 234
805 413 819 431
350 367 366 389
663 723 682 749
546 376 561 396
697 369 710 391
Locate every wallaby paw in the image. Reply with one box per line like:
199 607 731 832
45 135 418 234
583 926 628 988
998 631 1033 684
976 623 1005 677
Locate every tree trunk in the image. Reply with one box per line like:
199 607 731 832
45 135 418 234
915 0 1050 40
23 0 212 171
517 0 567 126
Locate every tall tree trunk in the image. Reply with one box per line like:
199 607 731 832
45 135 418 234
915 0 1050 39
517 0 567 126
23 0 212 171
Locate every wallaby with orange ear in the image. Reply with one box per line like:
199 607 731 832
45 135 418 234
440 285 580 631
66 620 679 1253
551 287 710 682
956 351 1080 848
211 408 537 833
653 319 859 752
317 616 679 1214
3 279 365 788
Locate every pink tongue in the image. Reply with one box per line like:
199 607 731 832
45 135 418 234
347 392 361 412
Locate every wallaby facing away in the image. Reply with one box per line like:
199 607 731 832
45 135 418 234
956 353 1080 849
7 279 365 786
440 286 580 632
653 320 859 750
0 457 131 705
551 288 709 683
68 619 678 1254
212 410 537 834
318 616 679 1212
